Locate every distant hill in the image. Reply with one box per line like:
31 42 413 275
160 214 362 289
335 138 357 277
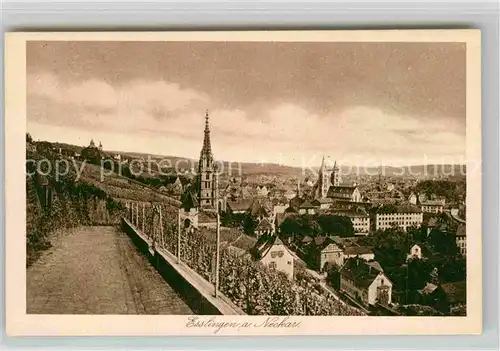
38 141 465 179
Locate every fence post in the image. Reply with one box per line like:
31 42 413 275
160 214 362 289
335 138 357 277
142 203 145 233
159 205 164 249
177 207 181 264
136 202 139 227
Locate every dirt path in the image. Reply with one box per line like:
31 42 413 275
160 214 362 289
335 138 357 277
26 226 193 315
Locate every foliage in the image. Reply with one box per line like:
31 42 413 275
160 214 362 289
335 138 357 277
279 214 353 239
133 205 364 316
316 215 354 236
414 180 466 204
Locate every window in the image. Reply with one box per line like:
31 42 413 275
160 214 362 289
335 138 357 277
287 261 292 265
269 262 277 270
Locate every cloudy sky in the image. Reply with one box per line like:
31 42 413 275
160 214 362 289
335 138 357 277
27 41 466 167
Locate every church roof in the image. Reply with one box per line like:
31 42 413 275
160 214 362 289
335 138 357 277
327 185 357 199
227 199 253 212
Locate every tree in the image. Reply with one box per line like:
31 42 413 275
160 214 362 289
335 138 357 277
437 256 466 283
428 228 459 256
370 228 408 269
406 258 433 290
316 215 354 237
279 214 321 239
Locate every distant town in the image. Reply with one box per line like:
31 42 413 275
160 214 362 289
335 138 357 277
26 109 467 317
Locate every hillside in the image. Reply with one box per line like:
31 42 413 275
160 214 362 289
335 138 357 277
35 140 465 178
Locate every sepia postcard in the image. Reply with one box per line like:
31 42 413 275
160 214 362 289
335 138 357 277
5 30 482 336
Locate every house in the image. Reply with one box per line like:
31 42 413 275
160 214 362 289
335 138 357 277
298 199 317 215
407 244 423 260
374 204 423 231
317 241 344 271
426 217 439 236
256 185 269 197
256 236 294 280
339 259 392 306
171 176 184 195
312 197 333 210
301 235 313 245
330 209 370 235
455 223 466 256
180 190 200 229
408 192 418 205
420 199 445 214
248 200 272 221
254 217 274 238
343 246 375 261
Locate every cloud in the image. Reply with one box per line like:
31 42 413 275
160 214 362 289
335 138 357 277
27 71 465 166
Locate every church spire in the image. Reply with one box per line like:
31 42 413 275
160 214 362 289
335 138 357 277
198 109 216 208
201 109 212 157
319 156 325 172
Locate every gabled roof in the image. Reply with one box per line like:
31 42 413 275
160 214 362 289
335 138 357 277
327 186 357 199
320 242 342 253
256 235 291 259
299 199 317 209
418 282 438 295
301 235 313 244
340 260 388 289
227 199 253 212
249 200 270 217
343 246 374 256
366 261 384 272
456 224 466 237
255 218 273 232
420 199 445 206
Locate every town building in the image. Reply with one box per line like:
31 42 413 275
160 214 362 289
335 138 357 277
254 217 275 238
374 204 423 231
339 259 393 306
407 244 423 260
455 223 466 256
226 199 253 214
198 110 216 208
343 246 375 261
420 199 445 214
317 241 344 271
298 199 316 215
327 185 362 203
312 197 333 210
408 192 418 205
256 236 294 280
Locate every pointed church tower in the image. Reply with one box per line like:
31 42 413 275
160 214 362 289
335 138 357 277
331 161 340 187
198 110 216 208
316 156 332 199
